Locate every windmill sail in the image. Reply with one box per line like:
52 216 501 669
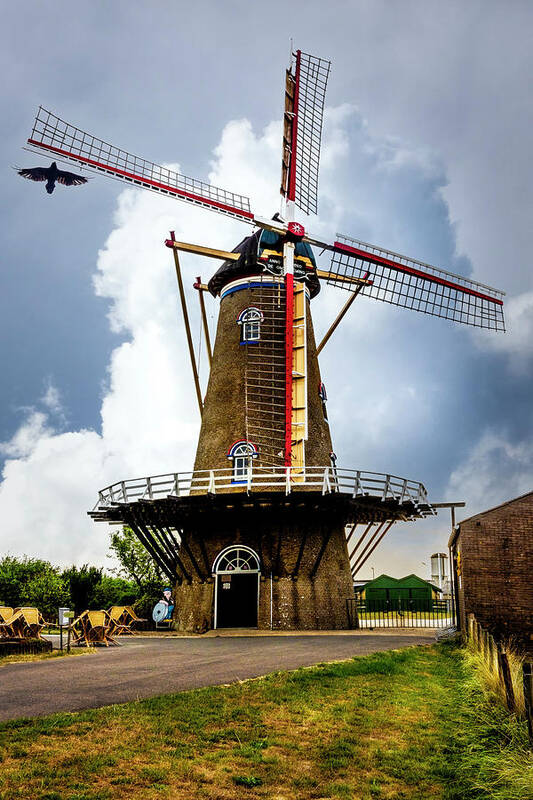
281 51 331 216
329 233 505 331
25 107 254 223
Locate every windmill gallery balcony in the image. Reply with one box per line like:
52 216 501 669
91 465 433 514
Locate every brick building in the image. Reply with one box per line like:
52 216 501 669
449 491 533 640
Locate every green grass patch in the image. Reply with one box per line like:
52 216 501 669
0 643 531 799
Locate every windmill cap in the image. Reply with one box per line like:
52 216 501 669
208 229 320 297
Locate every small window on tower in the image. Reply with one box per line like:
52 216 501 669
237 307 263 343
227 440 259 483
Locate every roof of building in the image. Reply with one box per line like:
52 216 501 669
353 573 442 593
448 489 533 547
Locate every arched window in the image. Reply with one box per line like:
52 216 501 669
237 307 263 343
213 545 261 574
227 440 258 482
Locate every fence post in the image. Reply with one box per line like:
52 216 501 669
482 628 490 663
468 613 474 642
523 662 533 748
473 619 479 649
497 645 516 712
488 632 498 675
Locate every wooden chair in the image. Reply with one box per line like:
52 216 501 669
0 607 14 637
70 610 117 647
124 606 147 624
0 607 45 639
107 606 132 636
16 607 46 639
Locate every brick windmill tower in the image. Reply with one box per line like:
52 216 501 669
25 50 505 630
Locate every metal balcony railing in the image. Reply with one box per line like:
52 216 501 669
92 465 433 513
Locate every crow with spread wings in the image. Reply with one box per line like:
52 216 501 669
17 161 88 194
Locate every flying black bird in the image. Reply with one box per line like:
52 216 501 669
17 161 88 194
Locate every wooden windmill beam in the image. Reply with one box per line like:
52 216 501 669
168 232 203 416
165 238 240 264
347 521 374 563
317 272 370 355
350 521 386 576
194 277 213 367
352 521 396 577
136 503 185 579
126 517 176 582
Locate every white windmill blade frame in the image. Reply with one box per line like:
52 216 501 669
26 107 255 224
327 232 506 331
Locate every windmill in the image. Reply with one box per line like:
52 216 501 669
25 49 505 631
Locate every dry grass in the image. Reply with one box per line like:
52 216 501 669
0 648 95 667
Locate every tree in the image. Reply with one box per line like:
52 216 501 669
0 556 67 616
61 565 103 616
21 571 69 618
90 575 139 609
108 527 164 617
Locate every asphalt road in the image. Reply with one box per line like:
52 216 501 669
0 633 434 722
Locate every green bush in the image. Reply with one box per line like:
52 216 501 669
90 575 139 610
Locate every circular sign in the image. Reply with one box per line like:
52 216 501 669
152 602 168 622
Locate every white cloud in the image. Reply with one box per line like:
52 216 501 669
41 383 63 417
474 289 533 371
0 412 51 460
446 430 533 517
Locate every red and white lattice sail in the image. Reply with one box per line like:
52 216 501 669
25 107 254 223
281 50 331 216
325 233 505 331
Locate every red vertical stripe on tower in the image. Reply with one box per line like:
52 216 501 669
287 50 301 203
284 273 295 466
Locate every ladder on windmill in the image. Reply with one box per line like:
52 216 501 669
244 279 286 469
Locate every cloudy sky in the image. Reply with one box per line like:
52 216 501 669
1 1 532 580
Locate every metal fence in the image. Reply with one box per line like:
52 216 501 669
347 598 452 629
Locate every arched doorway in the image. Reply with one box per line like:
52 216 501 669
213 545 260 628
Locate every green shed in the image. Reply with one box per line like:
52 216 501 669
355 574 441 612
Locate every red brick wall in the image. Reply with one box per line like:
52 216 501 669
454 492 533 639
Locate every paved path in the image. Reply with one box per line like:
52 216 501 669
0 632 434 722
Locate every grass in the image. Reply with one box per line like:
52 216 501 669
465 635 526 715
0 648 95 666
0 643 531 799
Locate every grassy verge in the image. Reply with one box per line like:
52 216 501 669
0 648 95 667
458 644 533 799
0 643 531 799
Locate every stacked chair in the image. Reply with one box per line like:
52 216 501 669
107 605 147 636
69 606 146 647
0 607 46 640
70 610 117 647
